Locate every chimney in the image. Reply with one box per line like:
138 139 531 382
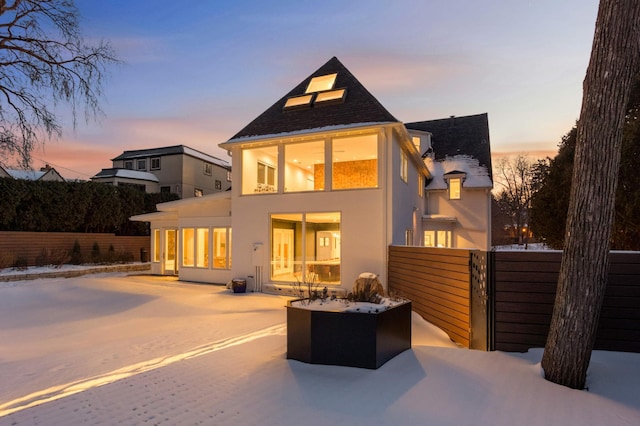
40 164 51 171
449 115 456 127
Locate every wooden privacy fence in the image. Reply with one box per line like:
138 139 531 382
388 246 640 353
0 231 150 266
388 246 473 348
494 250 640 353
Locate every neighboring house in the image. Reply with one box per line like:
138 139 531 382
92 145 231 197
0 164 66 181
91 168 160 193
132 57 493 293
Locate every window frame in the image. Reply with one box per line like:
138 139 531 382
136 159 146 171
203 163 213 176
449 177 462 200
400 150 408 183
150 157 161 170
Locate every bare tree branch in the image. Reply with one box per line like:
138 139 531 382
0 0 119 168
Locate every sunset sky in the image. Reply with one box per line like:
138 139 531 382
23 0 599 180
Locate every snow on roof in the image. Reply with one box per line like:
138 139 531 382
4 169 53 180
92 168 159 182
425 155 493 190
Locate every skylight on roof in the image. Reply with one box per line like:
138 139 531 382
284 94 313 109
315 88 346 104
305 73 337 93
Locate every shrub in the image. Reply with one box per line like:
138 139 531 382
0 252 16 269
69 240 83 265
91 242 101 264
13 255 28 270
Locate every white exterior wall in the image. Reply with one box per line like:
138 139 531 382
230 186 387 292
388 128 426 247
426 188 492 250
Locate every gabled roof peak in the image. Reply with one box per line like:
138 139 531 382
224 56 398 143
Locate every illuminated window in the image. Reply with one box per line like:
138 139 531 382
418 175 424 197
194 188 203 197
400 150 408 183
285 140 325 192
412 136 421 152
196 228 209 268
449 178 461 200
332 134 378 189
284 94 313 109
242 146 278 194
153 229 160 262
315 89 346 105
182 228 194 267
213 227 231 269
271 212 341 284
424 230 452 248
306 73 337 93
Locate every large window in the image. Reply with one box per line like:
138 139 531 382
332 134 377 190
182 227 231 269
153 229 160 262
242 146 278 194
213 227 231 269
196 228 209 268
270 212 341 284
182 228 195 267
284 140 325 192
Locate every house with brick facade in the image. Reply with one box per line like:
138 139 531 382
132 57 493 293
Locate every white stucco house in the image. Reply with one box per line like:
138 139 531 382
132 57 493 293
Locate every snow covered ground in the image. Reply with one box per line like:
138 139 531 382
0 272 639 425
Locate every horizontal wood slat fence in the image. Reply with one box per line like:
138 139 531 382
389 246 640 353
0 231 150 266
494 250 640 353
388 246 472 348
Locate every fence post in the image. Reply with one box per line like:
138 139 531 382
470 250 495 351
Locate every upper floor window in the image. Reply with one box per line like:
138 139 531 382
136 159 146 171
204 163 213 176
215 180 222 190
285 140 324 192
306 73 337 93
332 134 378 190
449 178 461 200
242 146 278 194
151 157 161 170
400 150 408 183
418 175 424 197
124 160 133 170
227 170 232 182
412 136 421 152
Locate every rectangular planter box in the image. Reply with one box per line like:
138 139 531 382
286 300 412 369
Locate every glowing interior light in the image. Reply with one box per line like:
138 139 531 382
284 94 313 108
315 88 345 103
305 73 337 93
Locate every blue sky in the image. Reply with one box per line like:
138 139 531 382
34 0 599 180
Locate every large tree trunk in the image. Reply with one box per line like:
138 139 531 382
541 0 640 389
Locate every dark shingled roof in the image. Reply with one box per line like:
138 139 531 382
405 113 492 178
227 57 399 141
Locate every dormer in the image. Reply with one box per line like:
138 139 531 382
443 170 466 200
